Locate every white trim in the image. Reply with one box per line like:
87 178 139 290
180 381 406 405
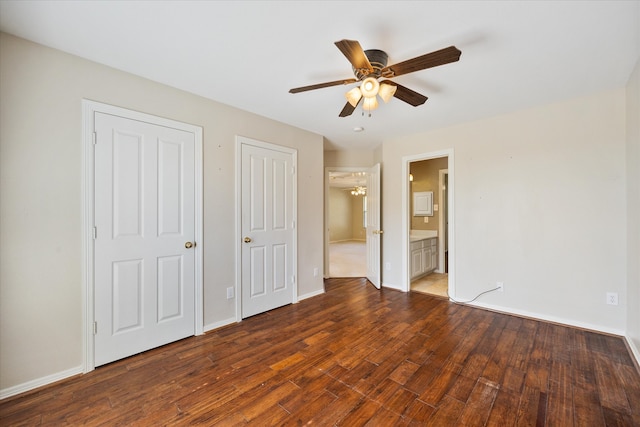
0 365 83 400
382 281 404 291
402 149 455 294
235 140 242 322
437 169 448 274
298 288 325 301
626 335 640 368
81 101 95 373
203 317 238 333
81 100 204 373
235 135 298 321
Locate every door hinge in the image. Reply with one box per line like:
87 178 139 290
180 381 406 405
291 275 296 284
92 132 97 145
93 227 97 239
93 321 98 335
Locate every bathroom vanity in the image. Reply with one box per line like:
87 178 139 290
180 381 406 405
410 231 438 279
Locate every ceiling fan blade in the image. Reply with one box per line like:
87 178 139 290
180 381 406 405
339 100 359 117
381 46 461 78
335 39 374 75
289 78 357 94
380 80 428 106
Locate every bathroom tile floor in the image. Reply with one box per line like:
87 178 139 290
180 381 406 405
411 272 449 298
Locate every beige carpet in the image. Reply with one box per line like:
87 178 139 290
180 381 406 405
329 240 366 277
411 272 449 298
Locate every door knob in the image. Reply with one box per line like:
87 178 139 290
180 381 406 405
244 237 252 243
185 241 195 249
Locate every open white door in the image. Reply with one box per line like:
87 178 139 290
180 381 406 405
366 163 382 288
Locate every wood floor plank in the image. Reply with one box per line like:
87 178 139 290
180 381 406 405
486 389 521 426
458 378 500 426
425 394 465 426
418 365 460 406
515 385 543 427
593 353 632 413
546 360 574 426
1 277 638 426
388 359 421 385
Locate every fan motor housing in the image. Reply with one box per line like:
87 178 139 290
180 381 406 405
353 49 389 80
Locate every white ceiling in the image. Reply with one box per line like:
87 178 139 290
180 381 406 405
1 1 638 151
329 171 368 189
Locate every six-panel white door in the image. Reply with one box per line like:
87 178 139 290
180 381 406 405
241 142 295 318
94 112 196 366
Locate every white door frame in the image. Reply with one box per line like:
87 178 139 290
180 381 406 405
438 169 448 274
235 136 298 322
365 163 382 288
82 100 204 373
323 166 369 278
401 149 455 294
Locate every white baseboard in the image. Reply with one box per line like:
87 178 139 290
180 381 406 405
468 300 626 336
0 365 83 400
382 281 403 291
625 335 640 369
203 317 238 333
298 288 325 301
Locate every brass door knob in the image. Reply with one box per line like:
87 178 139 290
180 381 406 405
185 241 195 249
244 237 252 243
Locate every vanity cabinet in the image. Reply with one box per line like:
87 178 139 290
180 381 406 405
410 237 437 279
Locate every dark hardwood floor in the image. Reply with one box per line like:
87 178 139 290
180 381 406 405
2 278 639 426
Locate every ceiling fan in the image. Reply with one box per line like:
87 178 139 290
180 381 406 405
289 39 461 117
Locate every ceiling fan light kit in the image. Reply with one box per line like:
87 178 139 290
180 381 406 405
362 96 379 114
345 87 363 107
360 77 380 98
289 39 462 117
378 83 397 103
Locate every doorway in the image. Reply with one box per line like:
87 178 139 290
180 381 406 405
324 165 382 287
402 149 455 296
326 169 368 277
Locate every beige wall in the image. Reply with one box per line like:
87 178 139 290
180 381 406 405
328 188 352 242
410 157 448 231
0 33 324 391
328 188 365 242
325 150 375 168
350 195 366 240
381 88 628 333
626 57 640 358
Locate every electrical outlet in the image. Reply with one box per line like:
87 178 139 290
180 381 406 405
226 287 234 299
423 217 429 223
313 267 319 277
496 282 504 292
385 262 391 271
606 292 618 305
